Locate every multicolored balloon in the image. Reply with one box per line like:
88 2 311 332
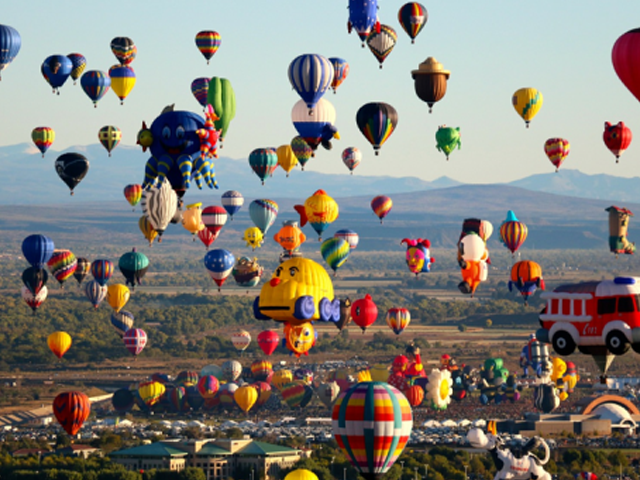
204 249 235 291
329 57 349 93
249 148 278 185
401 238 434 275
499 210 528 256
512 88 543 128
371 195 392 223
386 307 411 335
294 189 339 241
22 285 47 312
110 37 136 65
398 3 428 44
321 238 350 275
356 102 398 155
73 258 90 284
341 147 362 174
98 125 121 156
124 184 142 210
191 77 210 108
31 127 55 157
47 249 77 286
84 280 107 309
195 31 221 64
123 328 147 356
603 121 632 163
291 136 313 170
231 330 252 352
109 65 136 105
544 138 570 171
366 25 397 68
22 266 48 296
91 259 113 286
67 53 86 84
53 391 90 436
334 229 359 250
80 70 111 107
249 199 279 234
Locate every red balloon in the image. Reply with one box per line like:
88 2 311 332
612 29 640 104
351 294 378 332
53 391 90 436
388 372 408 392
603 121 632 162
405 384 425 407
197 228 219 249
257 330 279 356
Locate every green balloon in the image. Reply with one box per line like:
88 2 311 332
435 125 461 160
207 77 236 141
118 248 149 288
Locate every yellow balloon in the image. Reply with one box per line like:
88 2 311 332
550 357 567 383
109 65 136 105
243 226 264 249
272 370 293 391
276 144 298 177
47 331 72 359
357 369 372 383
285 470 319 480
234 385 258 413
370 364 390 382
182 202 205 236
107 284 130 313
297 190 339 240
138 381 166 407
139 215 158 246
512 87 543 127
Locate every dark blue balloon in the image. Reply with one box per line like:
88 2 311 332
21 234 54 269
203 249 235 275
185 386 205 411
0 24 21 79
348 0 379 42
42 55 73 91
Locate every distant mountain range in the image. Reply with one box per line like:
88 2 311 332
2 142 640 205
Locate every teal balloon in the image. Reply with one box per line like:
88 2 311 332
435 126 461 160
249 148 278 185
118 248 149 288
249 199 278 234
504 210 518 222
321 237 350 273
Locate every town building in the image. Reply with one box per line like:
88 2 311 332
110 437 303 480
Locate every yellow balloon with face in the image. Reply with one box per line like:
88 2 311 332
284 322 315 357
244 227 264 249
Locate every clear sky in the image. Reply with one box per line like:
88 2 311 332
2 0 640 184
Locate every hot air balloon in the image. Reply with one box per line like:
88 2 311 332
544 138 570 172
98 125 121 156
191 77 210 108
201 205 228 243
232 256 264 288
292 98 340 152
291 136 313 170
138 381 165 408
332 382 412 480
195 31 221 64
321 238 350 275
141 180 178 239
294 189 339 241
197 375 220 399
286 469 318 480
435 125 461 160
31 127 55 157
276 144 298 177
204 249 235 291
55 153 89 195
176 371 199 388
84 279 107 309
612 29 640 106
0 24 21 80
80 70 111 107
401 238 434 275
207 77 236 143
499 211 528 256
244 227 265 250
22 234 55 269
221 191 243 219
398 3 428 43
274 221 306 254
111 310 134 338
386 307 411 335
249 199 279 234
123 328 147 356
107 284 130 313
249 148 278 185
197 228 217 250
234 385 258 413
250 360 273 382
272 370 294 390
222 360 242 383
218 382 239 406
334 229 359 250
512 88 543 128
22 266 48 296
509 260 544 305
351 294 378 333
181 203 205 238
90 259 113 287
47 250 77 286
412 57 449 113
112 388 134 414
41 55 73 94
22 285 47 312
168 386 187 412
576 473 598 480
48 331 72 359
603 121 632 163
67 53 86 84
252 381 272 407
231 330 252 352
288 54 334 112
347 0 379 46
318 381 341 409
124 184 142 210
53 391 90 436
606 206 636 256
73 258 90 285
111 37 136 65
366 25 397 68
371 195 392 223
356 102 397 155
281 381 313 408
329 57 349 93
341 147 361 174
284 323 316 357
139 215 158 246
109 65 136 105
257 330 279 356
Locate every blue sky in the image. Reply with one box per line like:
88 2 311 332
2 1 640 184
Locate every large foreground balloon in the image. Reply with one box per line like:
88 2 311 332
195 31 221 64
612 29 640 105
204 249 235 291
398 3 428 43
32 127 55 157
80 70 111 107
288 54 334 111
512 88 543 128
356 102 398 155
366 25 397 68
333 382 412 480
412 57 449 113
544 138 570 172
0 24 21 80
55 153 89 195
53 391 90 436
603 121 632 163
48 332 72 359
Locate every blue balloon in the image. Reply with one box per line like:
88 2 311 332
0 24 21 79
21 234 54 269
185 386 205 411
221 190 243 218
348 0 379 43
288 54 334 110
41 55 73 92
204 249 235 290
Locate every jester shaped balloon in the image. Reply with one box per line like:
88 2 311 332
401 238 434 275
140 105 220 197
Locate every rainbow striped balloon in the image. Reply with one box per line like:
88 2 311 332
124 184 142 209
191 77 210 107
47 250 78 286
385 307 411 335
31 127 55 157
356 102 398 155
291 136 313 170
499 211 528 255
281 381 313 408
544 138 570 171
197 375 220 399
371 195 393 223
321 238 350 274
91 259 113 286
195 31 221 64
332 382 412 480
